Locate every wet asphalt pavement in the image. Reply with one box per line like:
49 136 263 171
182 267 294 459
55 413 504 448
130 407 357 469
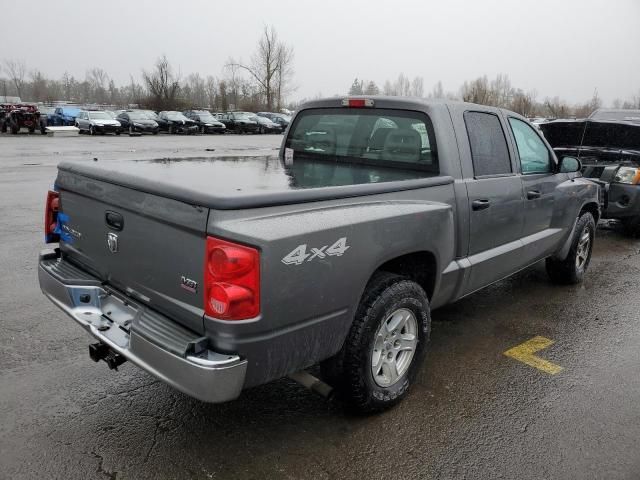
1 134 640 480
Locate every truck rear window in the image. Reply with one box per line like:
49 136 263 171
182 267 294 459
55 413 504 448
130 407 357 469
285 108 438 173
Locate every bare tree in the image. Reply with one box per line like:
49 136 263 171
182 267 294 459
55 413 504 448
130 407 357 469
4 59 27 98
410 76 424 97
275 42 294 110
29 69 48 102
460 76 492 105
142 55 181 110
544 96 570 118
228 26 294 111
429 81 444 99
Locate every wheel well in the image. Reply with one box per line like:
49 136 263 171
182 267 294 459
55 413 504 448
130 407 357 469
580 202 600 224
375 251 437 300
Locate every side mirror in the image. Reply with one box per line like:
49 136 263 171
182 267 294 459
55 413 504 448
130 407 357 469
559 156 581 173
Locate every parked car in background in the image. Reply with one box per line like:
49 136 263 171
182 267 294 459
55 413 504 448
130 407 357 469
183 110 226 134
158 111 198 134
137 110 169 131
251 114 282 134
116 111 159 135
220 111 259 133
257 112 291 129
75 110 122 135
51 106 81 126
541 116 640 234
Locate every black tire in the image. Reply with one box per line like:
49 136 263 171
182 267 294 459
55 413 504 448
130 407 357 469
621 216 640 237
546 212 596 284
1 120 6 133
28 126 35 133
152 130 158 135
90 125 96 136
168 125 174 134
10 123 19 134
129 125 134 136
115 131 121 136
321 272 431 413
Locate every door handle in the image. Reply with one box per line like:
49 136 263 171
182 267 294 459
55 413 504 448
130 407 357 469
526 190 542 200
472 199 491 211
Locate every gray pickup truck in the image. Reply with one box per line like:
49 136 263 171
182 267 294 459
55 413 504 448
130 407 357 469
39 97 599 412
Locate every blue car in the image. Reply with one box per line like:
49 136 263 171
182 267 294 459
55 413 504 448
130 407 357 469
51 107 81 126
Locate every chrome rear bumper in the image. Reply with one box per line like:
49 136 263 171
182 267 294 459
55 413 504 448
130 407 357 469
38 249 247 403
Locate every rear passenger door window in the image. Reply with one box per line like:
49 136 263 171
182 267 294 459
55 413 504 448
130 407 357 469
508 118 552 174
464 111 512 176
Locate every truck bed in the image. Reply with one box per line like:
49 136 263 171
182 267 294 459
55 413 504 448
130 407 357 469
57 156 449 210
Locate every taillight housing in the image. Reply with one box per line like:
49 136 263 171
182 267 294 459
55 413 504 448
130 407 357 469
45 190 60 243
204 236 260 320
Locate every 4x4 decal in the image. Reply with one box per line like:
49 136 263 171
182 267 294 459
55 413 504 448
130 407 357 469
282 237 350 265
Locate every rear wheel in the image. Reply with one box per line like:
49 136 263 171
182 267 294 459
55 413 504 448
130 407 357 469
90 125 96 136
321 272 430 413
546 212 595 284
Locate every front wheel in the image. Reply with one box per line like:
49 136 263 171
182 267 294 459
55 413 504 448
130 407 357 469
546 212 595 284
89 125 96 136
321 272 430 413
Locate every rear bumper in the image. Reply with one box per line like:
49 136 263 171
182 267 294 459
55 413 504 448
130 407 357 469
38 249 247 403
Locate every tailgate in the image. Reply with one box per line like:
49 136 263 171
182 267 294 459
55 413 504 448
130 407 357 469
55 172 208 334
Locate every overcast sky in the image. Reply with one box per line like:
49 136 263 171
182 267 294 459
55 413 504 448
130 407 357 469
2 0 639 105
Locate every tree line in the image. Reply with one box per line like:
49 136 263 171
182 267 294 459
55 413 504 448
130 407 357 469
346 73 640 118
0 26 294 113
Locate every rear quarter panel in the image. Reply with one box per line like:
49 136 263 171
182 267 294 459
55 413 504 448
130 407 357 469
205 186 456 386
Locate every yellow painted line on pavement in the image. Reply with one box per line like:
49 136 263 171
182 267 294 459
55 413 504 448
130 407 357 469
503 336 563 375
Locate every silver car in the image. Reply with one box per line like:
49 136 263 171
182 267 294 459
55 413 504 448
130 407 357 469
75 110 122 135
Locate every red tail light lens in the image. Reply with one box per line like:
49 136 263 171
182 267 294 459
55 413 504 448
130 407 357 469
45 190 60 243
205 237 260 320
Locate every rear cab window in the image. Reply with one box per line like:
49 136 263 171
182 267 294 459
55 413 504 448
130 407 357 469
284 108 439 178
464 111 512 177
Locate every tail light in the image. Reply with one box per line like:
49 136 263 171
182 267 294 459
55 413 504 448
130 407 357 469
204 236 260 320
45 190 60 243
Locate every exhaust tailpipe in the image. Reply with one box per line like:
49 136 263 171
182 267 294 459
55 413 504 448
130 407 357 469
288 371 334 400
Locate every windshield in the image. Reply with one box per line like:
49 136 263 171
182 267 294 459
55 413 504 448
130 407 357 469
166 111 188 121
88 111 111 120
285 108 438 173
234 112 254 119
140 110 159 120
199 113 217 122
128 112 148 120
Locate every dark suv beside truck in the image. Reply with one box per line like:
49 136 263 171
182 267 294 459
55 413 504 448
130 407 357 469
39 97 598 412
